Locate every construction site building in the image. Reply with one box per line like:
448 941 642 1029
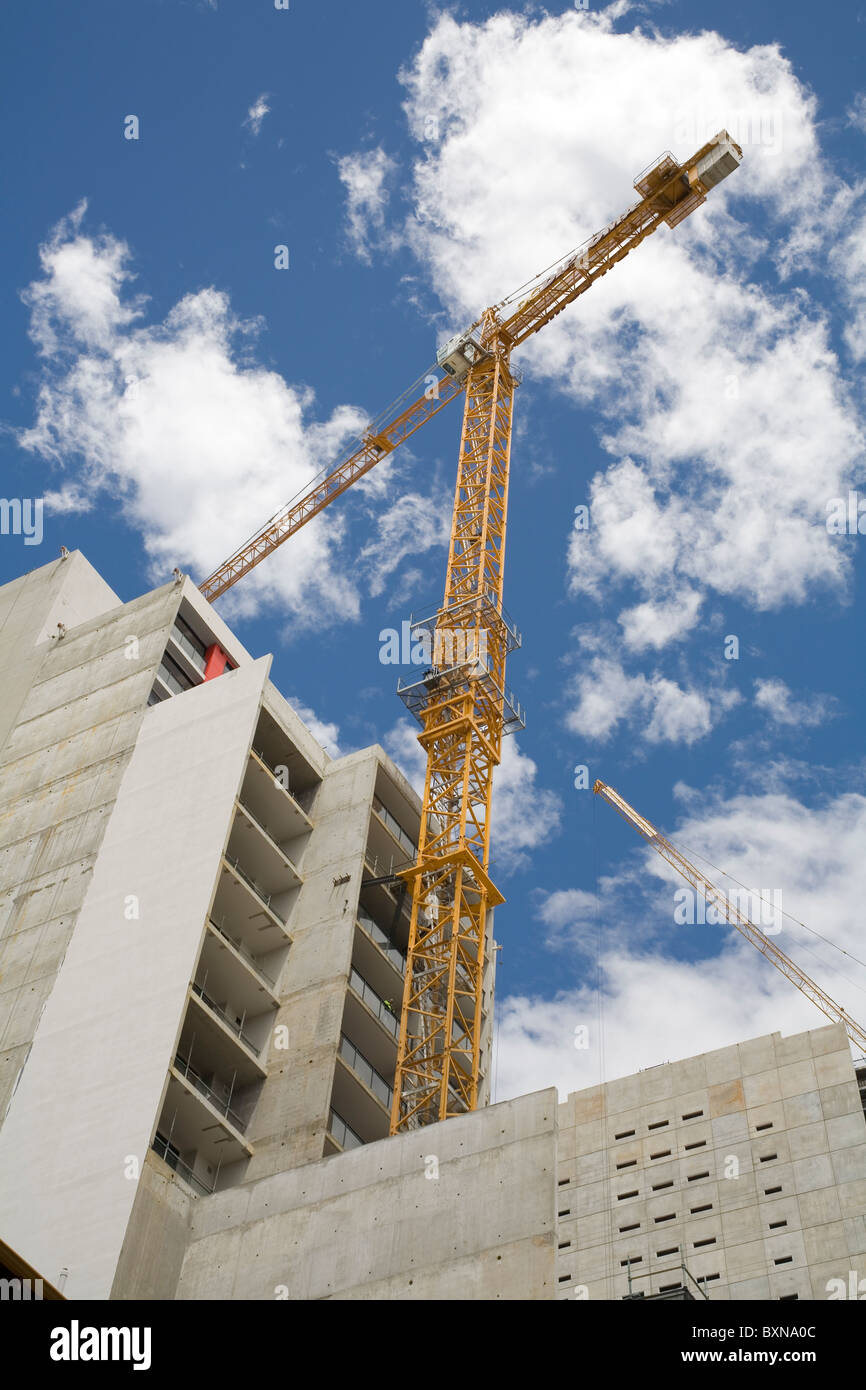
0 553 863 1301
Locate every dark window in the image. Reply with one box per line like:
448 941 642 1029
694 1238 717 1248
620 1256 642 1267
652 1181 674 1191
682 1110 704 1121
558 1209 571 1217
648 1120 669 1131
558 1274 571 1284
756 1122 774 1132
615 1129 636 1140
619 1222 640 1233
765 1185 783 1195
690 1203 713 1214
687 1171 710 1182
769 1220 787 1230
616 1160 637 1170
698 1273 721 1284
657 1247 679 1257
759 1153 778 1163
774 1257 794 1266
654 1213 676 1223
617 1190 639 1201
650 1150 672 1160
684 1140 707 1151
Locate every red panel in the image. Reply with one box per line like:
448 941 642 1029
203 644 229 681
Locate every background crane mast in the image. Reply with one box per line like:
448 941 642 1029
593 780 866 1054
199 132 744 1132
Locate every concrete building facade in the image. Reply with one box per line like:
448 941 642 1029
0 552 494 1299
0 554 863 1302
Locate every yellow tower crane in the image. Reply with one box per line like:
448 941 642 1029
593 779 866 1053
200 132 744 1132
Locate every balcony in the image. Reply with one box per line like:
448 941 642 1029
158 1052 256 1177
185 986 268 1084
331 1033 393 1145
151 1131 213 1197
355 912 406 986
325 1109 364 1156
367 795 418 876
228 801 302 906
243 749 313 845
152 653 197 699
206 915 280 991
166 619 207 677
212 864 292 988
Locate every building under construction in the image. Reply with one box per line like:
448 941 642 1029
0 551 864 1301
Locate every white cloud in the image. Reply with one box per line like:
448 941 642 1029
244 93 270 136
494 787 866 1100
337 148 396 263
847 93 866 133
16 209 456 629
754 677 835 728
618 589 703 651
357 488 450 598
490 739 562 873
566 655 740 745
354 7 866 746
383 717 426 792
288 698 341 758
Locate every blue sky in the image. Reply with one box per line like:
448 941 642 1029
2 0 866 1098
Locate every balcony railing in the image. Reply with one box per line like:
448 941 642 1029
371 795 417 861
169 622 207 674
208 917 277 987
237 797 302 870
328 1109 364 1152
339 1034 393 1111
173 1052 248 1132
156 658 194 697
357 913 406 976
224 853 287 924
151 1133 213 1196
190 981 263 1055
349 967 399 1039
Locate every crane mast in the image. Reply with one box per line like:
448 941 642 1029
593 780 866 1055
196 132 745 1132
390 134 743 1132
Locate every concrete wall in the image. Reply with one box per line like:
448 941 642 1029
0 657 270 1298
175 1087 557 1300
0 552 119 753
0 560 185 1123
555 1023 866 1301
